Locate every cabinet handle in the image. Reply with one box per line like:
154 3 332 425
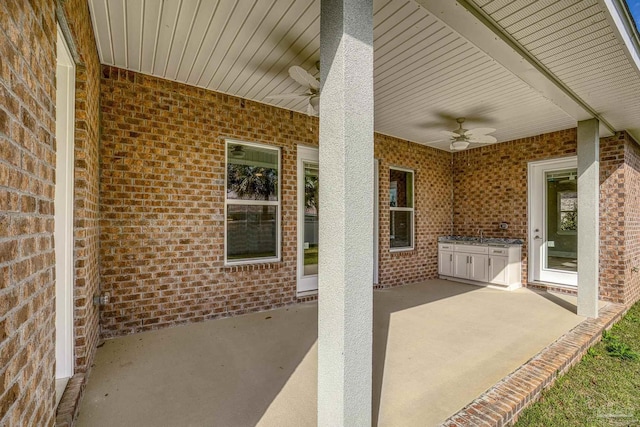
470 256 473 264
450 254 453 262
489 258 492 267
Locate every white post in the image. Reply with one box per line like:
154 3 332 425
577 118 599 318
318 0 374 425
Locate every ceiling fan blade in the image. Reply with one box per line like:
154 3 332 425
440 130 459 138
289 66 320 90
432 111 495 125
433 112 460 123
466 127 496 136
468 135 497 144
264 92 308 100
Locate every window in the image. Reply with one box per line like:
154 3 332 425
558 190 577 234
225 140 280 264
389 167 414 250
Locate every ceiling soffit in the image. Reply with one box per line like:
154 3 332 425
465 0 640 142
89 0 639 149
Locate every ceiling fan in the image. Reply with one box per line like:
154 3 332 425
266 64 320 116
440 117 497 151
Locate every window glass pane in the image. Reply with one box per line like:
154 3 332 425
545 169 577 272
227 205 277 260
390 210 412 248
303 162 319 276
227 143 278 201
389 169 413 208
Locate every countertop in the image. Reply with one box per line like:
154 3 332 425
438 236 523 247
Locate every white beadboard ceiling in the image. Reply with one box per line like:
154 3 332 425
88 0 640 150
468 0 640 143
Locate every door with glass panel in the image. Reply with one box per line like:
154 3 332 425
529 158 578 287
297 146 320 294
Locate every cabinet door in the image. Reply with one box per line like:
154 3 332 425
468 254 488 282
489 256 509 285
453 253 469 278
439 251 454 276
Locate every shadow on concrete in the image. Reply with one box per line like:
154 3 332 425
531 289 578 314
371 280 477 426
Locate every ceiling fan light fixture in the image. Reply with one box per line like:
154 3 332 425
451 139 469 151
230 145 245 158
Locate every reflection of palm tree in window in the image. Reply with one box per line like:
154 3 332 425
305 174 318 214
228 165 277 200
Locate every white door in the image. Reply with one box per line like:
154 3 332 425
373 159 379 285
296 148 379 294
55 26 75 392
297 146 319 295
488 256 508 285
453 253 469 279
528 158 578 287
438 251 454 276
468 254 488 282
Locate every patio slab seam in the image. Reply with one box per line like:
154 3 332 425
441 302 629 427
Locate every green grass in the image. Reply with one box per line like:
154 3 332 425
304 246 318 265
515 301 640 426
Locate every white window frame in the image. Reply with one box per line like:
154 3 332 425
389 166 415 252
224 139 281 265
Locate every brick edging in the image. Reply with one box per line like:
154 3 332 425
55 374 87 427
441 303 629 427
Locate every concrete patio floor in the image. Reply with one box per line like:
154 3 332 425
76 280 596 426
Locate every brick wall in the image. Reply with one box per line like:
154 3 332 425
375 134 452 287
599 134 626 303
60 0 102 375
624 134 640 304
99 67 452 337
0 1 57 425
451 129 630 303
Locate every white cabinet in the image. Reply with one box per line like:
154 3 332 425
488 247 511 285
438 244 454 276
450 244 488 282
453 253 469 278
439 242 522 290
453 252 488 282
468 254 488 282
488 254 508 285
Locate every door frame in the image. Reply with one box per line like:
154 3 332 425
297 145 319 295
55 25 75 381
373 159 379 285
528 157 578 287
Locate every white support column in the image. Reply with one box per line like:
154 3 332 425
577 118 600 318
318 0 374 426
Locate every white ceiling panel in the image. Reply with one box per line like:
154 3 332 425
163 0 201 81
89 0 112 64
151 0 182 76
124 0 144 71
470 0 640 140
89 0 639 150
139 0 162 74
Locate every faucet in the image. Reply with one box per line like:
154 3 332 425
478 228 483 243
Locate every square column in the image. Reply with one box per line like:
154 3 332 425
577 118 599 318
318 0 374 426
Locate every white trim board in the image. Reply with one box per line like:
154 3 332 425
55 24 76 382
